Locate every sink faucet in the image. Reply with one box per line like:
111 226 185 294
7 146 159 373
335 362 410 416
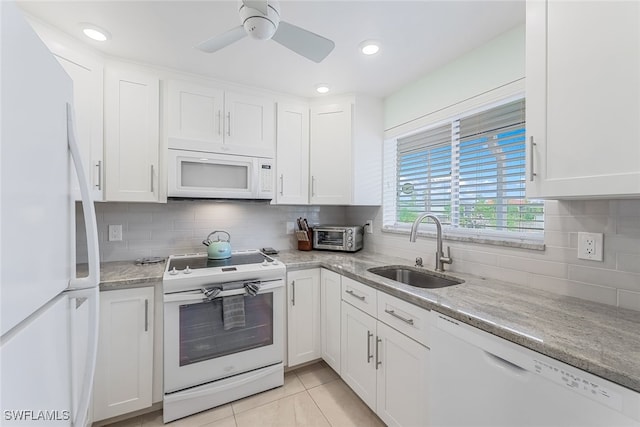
409 213 452 272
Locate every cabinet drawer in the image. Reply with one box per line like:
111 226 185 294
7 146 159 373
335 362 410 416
341 276 377 317
377 292 430 347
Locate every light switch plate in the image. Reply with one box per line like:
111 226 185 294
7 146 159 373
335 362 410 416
577 232 603 261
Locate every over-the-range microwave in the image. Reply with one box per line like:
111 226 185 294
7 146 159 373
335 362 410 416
168 149 274 200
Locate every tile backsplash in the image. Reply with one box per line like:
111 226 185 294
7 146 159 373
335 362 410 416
77 199 640 311
361 200 640 311
76 201 347 263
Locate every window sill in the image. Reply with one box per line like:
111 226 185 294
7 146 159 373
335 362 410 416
382 227 546 251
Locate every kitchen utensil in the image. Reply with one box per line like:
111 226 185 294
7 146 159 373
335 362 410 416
203 230 232 259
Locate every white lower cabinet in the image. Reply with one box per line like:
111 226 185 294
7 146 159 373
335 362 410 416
93 287 154 421
341 287 429 427
320 269 342 374
287 269 321 367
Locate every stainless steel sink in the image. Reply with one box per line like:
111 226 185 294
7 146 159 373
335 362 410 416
368 265 464 289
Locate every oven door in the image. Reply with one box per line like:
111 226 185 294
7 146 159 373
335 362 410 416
163 279 284 393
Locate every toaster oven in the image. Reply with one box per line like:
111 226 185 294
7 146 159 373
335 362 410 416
313 225 363 252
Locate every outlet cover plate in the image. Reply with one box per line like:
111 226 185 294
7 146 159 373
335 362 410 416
577 232 603 261
108 224 123 242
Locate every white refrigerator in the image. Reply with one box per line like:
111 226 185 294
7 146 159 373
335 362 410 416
0 2 101 426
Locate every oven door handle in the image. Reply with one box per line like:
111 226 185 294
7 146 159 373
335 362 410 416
164 280 283 303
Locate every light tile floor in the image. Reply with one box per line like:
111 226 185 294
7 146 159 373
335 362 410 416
105 361 385 427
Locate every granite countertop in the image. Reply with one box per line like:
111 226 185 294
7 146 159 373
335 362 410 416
83 250 640 394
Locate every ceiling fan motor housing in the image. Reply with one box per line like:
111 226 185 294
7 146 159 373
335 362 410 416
239 0 281 40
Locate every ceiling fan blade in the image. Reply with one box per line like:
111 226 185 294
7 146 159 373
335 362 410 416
242 0 268 15
195 26 247 53
271 21 335 63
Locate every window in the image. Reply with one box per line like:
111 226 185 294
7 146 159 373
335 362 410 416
383 98 544 243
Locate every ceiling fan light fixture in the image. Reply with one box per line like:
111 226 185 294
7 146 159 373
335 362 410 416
359 40 380 55
80 23 111 42
315 84 330 94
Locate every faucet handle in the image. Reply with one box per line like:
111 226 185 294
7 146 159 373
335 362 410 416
441 246 453 265
415 257 423 267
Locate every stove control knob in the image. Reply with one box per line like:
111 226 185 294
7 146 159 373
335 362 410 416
262 260 269 266
170 267 178 275
184 266 192 274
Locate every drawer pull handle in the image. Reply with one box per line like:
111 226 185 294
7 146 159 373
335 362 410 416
345 289 365 301
384 309 414 325
529 136 537 182
367 331 373 363
376 336 382 369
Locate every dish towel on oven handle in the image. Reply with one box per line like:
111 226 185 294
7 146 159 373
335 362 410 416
244 281 261 297
222 295 245 330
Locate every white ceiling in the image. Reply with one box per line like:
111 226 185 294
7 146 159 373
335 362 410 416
18 0 525 99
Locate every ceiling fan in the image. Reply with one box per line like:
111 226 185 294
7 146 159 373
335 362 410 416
195 0 335 63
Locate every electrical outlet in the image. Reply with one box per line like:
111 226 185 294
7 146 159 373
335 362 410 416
286 221 295 234
108 224 122 242
577 232 603 261
365 219 373 234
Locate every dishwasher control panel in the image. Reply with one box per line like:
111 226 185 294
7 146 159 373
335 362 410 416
532 358 622 411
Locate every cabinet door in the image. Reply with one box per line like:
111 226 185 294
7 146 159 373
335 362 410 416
224 91 275 158
526 0 640 198
93 287 154 421
320 269 341 374
376 321 429 427
104 67 159 202
310 103 352 204
341 301 377 410
167 80 224 152
287 269 321 367
55 53 104 201
276 102 309 204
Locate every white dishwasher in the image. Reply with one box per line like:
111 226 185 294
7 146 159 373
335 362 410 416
430 312 640 427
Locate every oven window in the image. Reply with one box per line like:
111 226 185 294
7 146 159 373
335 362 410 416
178 293 273 366
317 230 344 246
181 161 249 189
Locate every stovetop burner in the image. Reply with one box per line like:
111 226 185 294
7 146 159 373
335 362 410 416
167 251 273 271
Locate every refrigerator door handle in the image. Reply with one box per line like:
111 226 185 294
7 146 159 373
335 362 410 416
66 103 100 290
67 286 100 427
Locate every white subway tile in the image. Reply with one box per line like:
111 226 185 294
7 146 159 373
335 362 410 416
616 217 640 236
617 253 640 274
543 231 572 248
618 289 640 311
568 265 640 292
616 200 640 217
497 255 567 278
530 275 617 306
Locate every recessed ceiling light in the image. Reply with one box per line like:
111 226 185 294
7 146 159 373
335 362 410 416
80 23 111 42
315 84 330 94
359 40 380 56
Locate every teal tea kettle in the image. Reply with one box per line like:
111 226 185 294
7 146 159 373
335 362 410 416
202 230 232 260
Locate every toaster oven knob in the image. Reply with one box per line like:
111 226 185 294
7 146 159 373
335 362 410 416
347 229 353 235
347 242 353 248
348 236 353 242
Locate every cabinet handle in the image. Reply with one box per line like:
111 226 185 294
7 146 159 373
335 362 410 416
150 165 155 193
291 280 295 306
95 160 102 190
311 176 316 197
529 136 537 182
384 309 414 325
226 112 231 136
345 289 365 301
375 336 382 369
280 174 284 196
144 299 149 332
217 110 222 136
367 331 373 363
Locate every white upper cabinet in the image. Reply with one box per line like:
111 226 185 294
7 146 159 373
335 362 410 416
167 80 224 151
167 80 275 158
526 0 640 199
310 95 383 205
276 102 309 204
28 21 105 201
104 66 160 202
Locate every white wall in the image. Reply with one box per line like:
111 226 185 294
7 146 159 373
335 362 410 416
384 24 525 133
76 202 347 263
